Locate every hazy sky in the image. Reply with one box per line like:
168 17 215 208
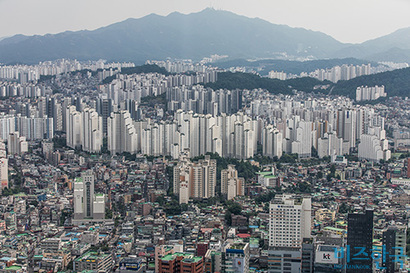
1 0 409 44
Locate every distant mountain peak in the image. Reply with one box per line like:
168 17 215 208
0 10 409 64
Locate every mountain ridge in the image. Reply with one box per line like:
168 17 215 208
0 8 409 64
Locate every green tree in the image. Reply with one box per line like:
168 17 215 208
225 210 232 226
330 165 336 177
105 208 113 219
227 201 242 215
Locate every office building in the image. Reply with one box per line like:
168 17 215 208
118 257 145 273
261 247 301 273
223 242 250 273
73 170 105 224
347 210 373 273
383 225 407 273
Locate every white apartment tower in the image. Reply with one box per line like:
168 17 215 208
356 85 386 101
269 195 312 248
67 106 103 152
317 132 343 158
66 106 82 149
358 127 391 162
221 164 245 200
81 108 103 153
7 132 28 155
262 125 283 159
107 111 137 154
73 170 105 223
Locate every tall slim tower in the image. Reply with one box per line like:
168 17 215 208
0 142 7 190
81 108 103 153
0 158 8 190
383 225 407 273
82 170 94 219
347 210 373 273
66 106 82 149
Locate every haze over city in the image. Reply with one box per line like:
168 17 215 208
1 0 410 43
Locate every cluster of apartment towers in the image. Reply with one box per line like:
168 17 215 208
173 151 245 204
66 103 390 163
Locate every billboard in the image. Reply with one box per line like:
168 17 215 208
315 245 339 264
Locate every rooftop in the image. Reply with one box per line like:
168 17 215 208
75 251 109 262
183 257 203 263
3 266 22 271
75 177 83 183
228 243 247 250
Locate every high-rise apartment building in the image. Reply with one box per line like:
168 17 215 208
407 158 410 178
262 125 283 159
66 106 103 152
7 132 28 155
173 154 216 204
317 131 343 158
221 164 245 200
66 106 82 149
269 195 312 248
107 111 137 154
192 155 216 199
96 98 113 136
358 127 391 162
356 85 386 101
81 108 103 153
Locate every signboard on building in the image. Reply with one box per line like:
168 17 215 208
315 246 339 264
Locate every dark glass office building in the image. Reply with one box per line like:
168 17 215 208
347 209 373 273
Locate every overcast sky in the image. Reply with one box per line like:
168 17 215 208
1 0 409 44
